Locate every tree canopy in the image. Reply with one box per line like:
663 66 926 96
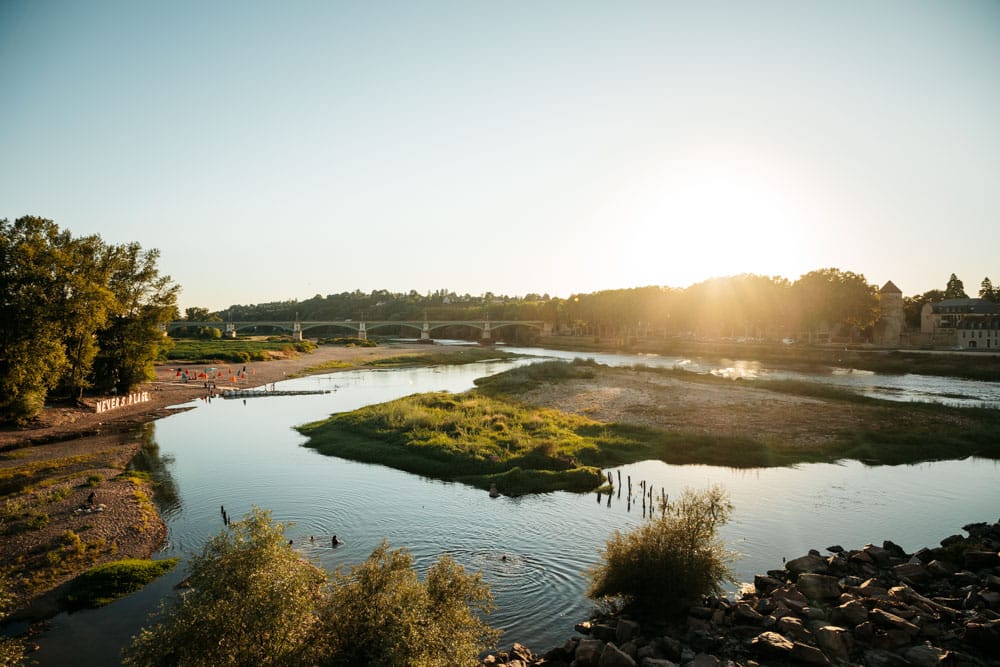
0 216 177 423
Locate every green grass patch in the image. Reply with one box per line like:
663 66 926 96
164 338 317 363
294 359 353 377
319 336 377 347
63 558 179 608
474 358 599 394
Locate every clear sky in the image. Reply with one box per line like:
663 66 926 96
2 1 998 311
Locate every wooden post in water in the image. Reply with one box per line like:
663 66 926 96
617 470 622 498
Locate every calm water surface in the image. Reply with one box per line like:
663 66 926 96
29 349 1000 665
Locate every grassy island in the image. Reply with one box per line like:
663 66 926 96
297 360 1000 495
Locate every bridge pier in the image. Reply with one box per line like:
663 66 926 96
358 321 367 341
421 319 431 341
292 321 303 342
225 322 237 339
481 319 492 343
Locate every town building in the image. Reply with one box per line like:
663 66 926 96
921 298 1000 348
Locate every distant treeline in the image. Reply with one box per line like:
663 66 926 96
205 270 993 342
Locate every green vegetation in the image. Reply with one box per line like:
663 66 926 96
164 338 316 363
309 541 499 666
587 485 736 617
473 358 598 394
363 348 517 367
64 558 178 608
318 336 377 347
1 216 178 424
297 391 609 495
125 508 497 667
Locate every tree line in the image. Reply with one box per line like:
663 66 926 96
0 217 178 424
208 269 995 342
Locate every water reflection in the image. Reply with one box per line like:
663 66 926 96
126 424 181 518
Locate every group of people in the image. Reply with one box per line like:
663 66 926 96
221 505 342 547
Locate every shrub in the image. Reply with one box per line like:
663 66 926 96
86 475 102 487
64 558 177 608
307 541 499 666
587 485 736 617
124 508 324 667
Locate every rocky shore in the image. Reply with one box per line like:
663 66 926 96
482 521 1000 667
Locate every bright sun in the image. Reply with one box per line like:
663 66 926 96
607 147 819 285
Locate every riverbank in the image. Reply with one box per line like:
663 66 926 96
480 520 1000 666
0 341 468 616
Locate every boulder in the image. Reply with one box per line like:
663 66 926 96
775 615 813 643
814 625 853 662
891 562 930 585
732 602 764 625
832 599 869 627
686 654 719 667
616 619 641 645
899 643 948 667
862 649 910 666
575 638 606 667
639 659 678 667
963 550 999 570
753 574 784 595
787 553 829 575
797 573 842 601
597 642 637 667
792 641 831 666
750 631 794 658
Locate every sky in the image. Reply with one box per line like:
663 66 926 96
2 1 999 312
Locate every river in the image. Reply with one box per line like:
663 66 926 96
25 346 1000 665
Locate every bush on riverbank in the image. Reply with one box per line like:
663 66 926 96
124 509 498 667
163 339 316 364
473 358 598 395
587 485 736 617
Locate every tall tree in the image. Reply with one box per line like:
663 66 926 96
979 277 995 302
792 268 878 340
944 273 967 299
0 217 74 422
93 243 178 393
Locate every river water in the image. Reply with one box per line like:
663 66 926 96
26 347 1000 665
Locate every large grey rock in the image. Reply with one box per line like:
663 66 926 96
775 615 813 643
750 631 794 658
575 638 606 667
792 641 831 666
639 659 678 667
891 562 930 585
597 642 637 667
797 573 842 601
616 619 640 645
814 625 853 662
832 599 869 626
686 654 719 667
869 608 919 636
900 643 947 667
787 553 829 575
862 649 910 666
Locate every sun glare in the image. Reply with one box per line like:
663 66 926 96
613 148 817 285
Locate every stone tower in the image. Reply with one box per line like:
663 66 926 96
875 281 903 346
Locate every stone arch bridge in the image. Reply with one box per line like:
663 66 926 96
167 319 549 342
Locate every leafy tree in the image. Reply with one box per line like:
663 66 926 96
587 485 735 617
93 243 179 393
307 541 499 666
979 277 995 302
124 508 325 667
791 268 878 340
945 273 967 299
0 217 75 422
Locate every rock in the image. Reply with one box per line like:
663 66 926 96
771 584 809 611
792 641 831 665
979 590 1000 610
862 649 910 666
576 620 594 634
575 639 606 667
869 608 920 636
814 625 853 662
753 574 784 595
963 550 999 570
616 619 641 645
797 573 842 601
732 602 764 625
925 559 956 577
940 534 964 548
686 654 719 667
963 618 1000 652
865 545 893 566
882 540 907 558
639 659 677 667
827 545 845 553
787 554 829 575
598 642 637 667
510 643 533 663
891 562 930 585
899 643 948 667
832 599 869 626
591 623 618 642
775 616 813 643
750 631 794 658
